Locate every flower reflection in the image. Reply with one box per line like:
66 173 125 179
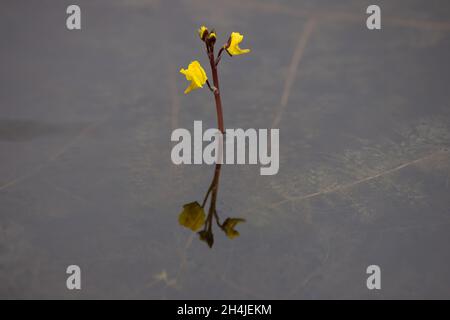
178 202 205 232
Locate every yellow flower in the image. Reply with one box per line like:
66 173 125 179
180 61 208 94
208 32 216 40
226 32 250 56
178 202 206 231
198 25 208 40
222 218 246 239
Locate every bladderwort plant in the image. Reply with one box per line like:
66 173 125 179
178 26 250 248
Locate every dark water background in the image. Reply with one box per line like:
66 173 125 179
1 0 450 299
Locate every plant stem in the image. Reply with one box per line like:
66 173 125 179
206 45 224 226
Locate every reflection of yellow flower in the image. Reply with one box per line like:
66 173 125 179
198 230 214 248
208 32 216 40
222 218 246 239
226 32 250 56
180 61 208 94
178 202 205 231
198 25 208 39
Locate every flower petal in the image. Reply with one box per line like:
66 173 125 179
179 61 208 94
222 218 246 239
178 201 206 231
